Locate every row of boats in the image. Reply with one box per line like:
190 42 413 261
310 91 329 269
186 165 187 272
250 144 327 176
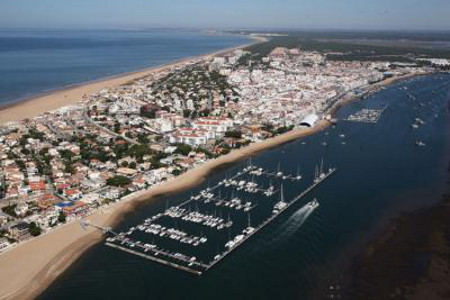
214 197 256 212
106 236 201 267
346 107 387 123
140 223 208 246
225 226 256 250
164 206 233 230
220 179 259 193
103 161 332 273
242 164 302 181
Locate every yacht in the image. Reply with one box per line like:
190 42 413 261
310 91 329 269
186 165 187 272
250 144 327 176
225 240 235 249
272 201 288 214
307 198 320 210
244 205 254 212
276 162 283 177
273 184 287 214
243 227 255 235
264 184 275 196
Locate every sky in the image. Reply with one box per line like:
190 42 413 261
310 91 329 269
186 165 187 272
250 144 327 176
1 0 449 31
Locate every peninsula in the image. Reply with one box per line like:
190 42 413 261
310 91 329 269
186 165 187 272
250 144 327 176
0 35 439 299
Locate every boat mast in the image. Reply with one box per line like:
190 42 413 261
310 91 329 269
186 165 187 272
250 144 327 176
320 157 324 175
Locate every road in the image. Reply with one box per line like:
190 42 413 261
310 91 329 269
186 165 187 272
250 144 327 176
82 110 139 145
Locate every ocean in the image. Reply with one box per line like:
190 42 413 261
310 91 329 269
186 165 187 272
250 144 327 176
0 29 250 106
37 74 450 299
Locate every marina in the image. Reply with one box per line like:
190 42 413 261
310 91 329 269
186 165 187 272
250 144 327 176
99 162 336 275
37 74 450 300
344 105 388 123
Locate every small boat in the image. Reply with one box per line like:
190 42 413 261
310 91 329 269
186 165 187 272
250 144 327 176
415 140 426 147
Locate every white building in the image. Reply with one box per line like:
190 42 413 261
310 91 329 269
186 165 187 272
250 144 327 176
169 128 208 146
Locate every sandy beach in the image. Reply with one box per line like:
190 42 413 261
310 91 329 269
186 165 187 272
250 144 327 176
0 36 265 125
0 70 426 299
0 119 329 300
0 36 428 299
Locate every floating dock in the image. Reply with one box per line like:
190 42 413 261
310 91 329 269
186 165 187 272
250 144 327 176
344 105 388 123
104 164 337 275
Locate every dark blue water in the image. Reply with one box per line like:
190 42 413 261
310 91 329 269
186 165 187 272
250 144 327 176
38 74 450 300
0 29 250 105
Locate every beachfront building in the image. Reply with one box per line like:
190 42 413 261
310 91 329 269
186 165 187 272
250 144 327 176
169 128 209 146
9 222 31 241
0 238 9 251
191 117 233 136
0 40 428 250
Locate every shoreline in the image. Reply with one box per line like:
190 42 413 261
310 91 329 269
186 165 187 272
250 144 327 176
0 72 425 300
0 54 428 299
0 119 329 300
0 35 264 124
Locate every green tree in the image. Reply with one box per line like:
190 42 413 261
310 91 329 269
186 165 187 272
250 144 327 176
225 130 242 139
183 109 191 118
175 144 192 156
58 211 66 223
29 222 42 237
107 176 132 187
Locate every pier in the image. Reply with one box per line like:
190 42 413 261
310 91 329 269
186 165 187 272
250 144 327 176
202 167 336 273
103 163 337 275
344 105 388 123
105 242 205 275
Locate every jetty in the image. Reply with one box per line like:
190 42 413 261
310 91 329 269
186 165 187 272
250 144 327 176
344 105 388 123
100 163 337 275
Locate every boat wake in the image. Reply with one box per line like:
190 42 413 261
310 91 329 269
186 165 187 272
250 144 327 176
264 201 319 246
